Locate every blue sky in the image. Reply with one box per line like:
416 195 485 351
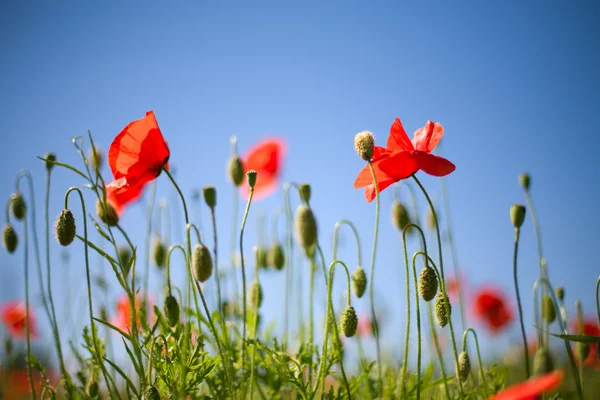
1 1 599 366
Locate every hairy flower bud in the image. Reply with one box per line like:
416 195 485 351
249 280 263 309
118 246 132 274
2 224 18 253
153 239 166 268
247 170 258 188
294 204 317 250
352 266 367 298
456 351 471 383
192 243 213 282
96 199 119 226
268 242 285 270
354 130 375 161
143 385 160 400
426 209 437 231
10 192 26 220
434 292 452 327
541 295 557 324
418 266 438 302
555 286 565 302
164 295 180 327
228 156 245 186
533 346 554 376
519 173 531 191
391 200 411 233
257 246 269 269
299 183 311 204
510 204 526 228
44 152 56 171
340 306 358 337
203 186 217 209
86 378 99 398
89 147 103 171
55 209 76 246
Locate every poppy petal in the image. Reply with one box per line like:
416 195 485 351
353 150 394 189
386 118 415 152
377 151 419 181
240 138 286 201
106 181 145 216
412 121 444 153
489 370 563 400
363 178 396 202
412 152 455 176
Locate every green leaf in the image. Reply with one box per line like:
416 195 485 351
93 317 132 341
549 332 600 344
103 357 140 398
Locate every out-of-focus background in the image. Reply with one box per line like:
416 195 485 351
1 0 599 371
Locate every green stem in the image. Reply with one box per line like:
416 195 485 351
427 301 451 399
143 181 156 316
209 205 223 314
513 228 530 378
21 214 37 399
595 276 600 327
576 300 584 393
367 162 383 394
249 249 261 400
332 220 362 266
461 328 489 398
308 256 315 390
532 279 543 346
412 174 463 397
240 185 256 375
230 186 240 319
409 251 424 400
283 183 294 348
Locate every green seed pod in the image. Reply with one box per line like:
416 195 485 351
89 147 103 171
153 239 167 267
163 295 180 327
268 242 285 270
519 173 531 191
340 306 358 337
10 192 26 220
143 385 160 400
555 287 565 302
203 185 217 209
55 209 76 246
533 346 554 376
118 246 132 274
426 209 437 231
456 351 471 383
192 243 213 282
576 342 590 362
541 295 557 324
352 266 367 298
434 292 452 327
299 183 311 203
86 376 99 398
354 130 375 161
96 199 119 226
294 204 317 249
249 280 263 309
2 224 18 253
257 246 269 269
227 156 245 186
44 152 56 171
247 170 258 188
391 200 411 233
418 266 439 302
510 204 526 228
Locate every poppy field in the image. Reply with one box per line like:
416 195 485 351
0 109 599 400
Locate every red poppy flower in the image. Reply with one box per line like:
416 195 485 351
1 301 37 339
489 370 563 400
569 317 600 367
108 111 170 194
0 368 59 396
472 287 514 334
111 293 153 333
240 138 286 200
354 118 455 202
105 181 144 216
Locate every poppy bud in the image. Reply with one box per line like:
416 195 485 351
299 183 311 204
153 239 166 267
352 266 367 298
391 200 411 233
426 209 437 231
86 378 99 398
555 286 565 302
192 243 213 282
143 385 160 400
2 224 18 253
541 295 557 324
576 342 590 361
96 199 119 226
163 295 180 327
228 156 245 186
249 280 263 309
340 306 358 337
456 351 471 383
44 152 56 171
118 246 132 273
533 346 554 376
519 173 531 191
55 209 76 246
10 192 26 220
257 246 269 269
418 266 438 302
434 292 452 327
203 186 217 209
294 204 317 250
247 170 258 188
89 147 103 171
510 204 526 228
354 130 375 161
268 242 285 270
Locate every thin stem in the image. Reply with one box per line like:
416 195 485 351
240 184 256 374
208 205 223 314
143 181 156 315
595 276 600 326
308 256 315 390
283 182 296 349
461 328 489 398
427 301 451 399
533 279 543 345
332 219 362 266
412 174 463 397
166 245 186 296
367 162 383 394
409 250 424 400
22 214 37 399
576 300 585 391
230 185 240 319
513 228 530 378
249 248 261 400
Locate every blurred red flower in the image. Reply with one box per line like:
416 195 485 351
111 293 153 333
108 111 170 194
569 317 600 367
240 138 286 200
1 301 37 340
105 181 144 216
445 274 466 301
489 370 563 400
356 314 373 338
472 287 513 334
0 368 59 398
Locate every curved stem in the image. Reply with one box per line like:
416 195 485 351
332 219 362 266
166 245 187 296
461 328 489 398
513 228 530 378
240 185 256 374
367 162 383 393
